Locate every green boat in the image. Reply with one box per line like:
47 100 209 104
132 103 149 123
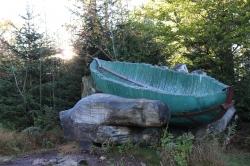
90 58 233 126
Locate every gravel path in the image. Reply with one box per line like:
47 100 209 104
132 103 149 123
0 150 105 166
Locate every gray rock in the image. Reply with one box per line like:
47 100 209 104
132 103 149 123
32 158 47 166
191 69 207 75
60 93 169 145
62 123 161 145
56 157 78 166
173 64 189 73
195 106 236 140
208 106 236 133
60 93 170 127
94 126 161 145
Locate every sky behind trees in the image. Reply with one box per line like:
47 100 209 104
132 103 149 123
0 0 147 60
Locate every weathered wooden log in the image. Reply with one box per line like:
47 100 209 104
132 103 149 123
59 93 170 145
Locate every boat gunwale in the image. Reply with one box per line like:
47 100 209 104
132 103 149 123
91 58 228 98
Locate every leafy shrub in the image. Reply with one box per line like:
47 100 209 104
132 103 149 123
160 130 228 166
101 138 116 154
160 130 194 166
117 140 135 154
34 106 60 131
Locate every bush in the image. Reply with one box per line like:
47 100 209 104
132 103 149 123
34 106 60 130
160 130 227 166
160 131 194 166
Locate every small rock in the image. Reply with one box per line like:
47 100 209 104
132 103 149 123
48 159 57 164
99 156 106 161
32 158 47 166
0 156 13 163
173 64 188 73
191 69 207 75
56 156 78 166
57 159 78 166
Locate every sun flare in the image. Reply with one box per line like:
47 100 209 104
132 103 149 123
53 46 76 61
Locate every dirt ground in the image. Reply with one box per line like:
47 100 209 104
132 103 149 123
0 150 101 166
0 149 146 166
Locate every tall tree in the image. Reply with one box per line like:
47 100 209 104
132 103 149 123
135 0 250 116
0 9 56 129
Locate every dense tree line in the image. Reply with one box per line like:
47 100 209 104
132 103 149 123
74 0 250 119
0 0 249 131
0 10 83 130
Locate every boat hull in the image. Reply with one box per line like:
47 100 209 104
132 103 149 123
90 59 231 126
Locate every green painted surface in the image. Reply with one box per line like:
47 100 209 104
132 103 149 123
90 58 229 125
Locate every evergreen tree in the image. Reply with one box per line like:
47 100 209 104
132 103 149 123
0 9 56 129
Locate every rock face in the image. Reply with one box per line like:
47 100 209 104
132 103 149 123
60 93 170 145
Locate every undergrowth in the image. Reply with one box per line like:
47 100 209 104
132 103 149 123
1 122 244 166
87 126 237 166
0 126 63 155
160 131 194 166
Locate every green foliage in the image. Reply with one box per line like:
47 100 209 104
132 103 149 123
0 0 250 136
72 0 250 121
34 106 59 130
161 130 194 166
224 152 250 166
131 0 250 120
117 140 135 154
113 21 168 64
0 9 62 130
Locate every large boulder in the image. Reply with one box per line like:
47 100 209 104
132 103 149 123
60 93 170 145
60 93 170 127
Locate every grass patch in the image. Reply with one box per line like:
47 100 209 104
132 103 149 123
0 127 63 155
189 141 225 166
125 147 160 166
107 146 160 166
57 142 80 154
0 128 33 155
224 151 250 166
